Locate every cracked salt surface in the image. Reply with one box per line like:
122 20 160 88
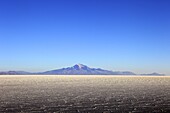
0 75 170 113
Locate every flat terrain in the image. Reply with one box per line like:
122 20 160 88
0 75 170 113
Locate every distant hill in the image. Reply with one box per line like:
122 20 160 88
140 72 165 76
0 71 31 75
0 64 164 75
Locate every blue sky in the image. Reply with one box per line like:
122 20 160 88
0 0 170 74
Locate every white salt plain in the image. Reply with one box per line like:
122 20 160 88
0 75 170 113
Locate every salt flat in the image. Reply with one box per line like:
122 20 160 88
0 75 170 113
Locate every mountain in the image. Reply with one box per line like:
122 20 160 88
41 64 136 75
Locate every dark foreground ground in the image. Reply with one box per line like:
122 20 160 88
0 75 170 113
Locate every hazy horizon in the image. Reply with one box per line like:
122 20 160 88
0 0 170 75
0 63 167 75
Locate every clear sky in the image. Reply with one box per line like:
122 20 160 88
0 0 170 74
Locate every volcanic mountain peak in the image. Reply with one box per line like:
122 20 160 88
73 64 88 69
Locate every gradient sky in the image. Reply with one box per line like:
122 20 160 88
0 0 170 74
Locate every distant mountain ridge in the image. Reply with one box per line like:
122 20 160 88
140 72 165 76
0 64 165 75
0 71 31 75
